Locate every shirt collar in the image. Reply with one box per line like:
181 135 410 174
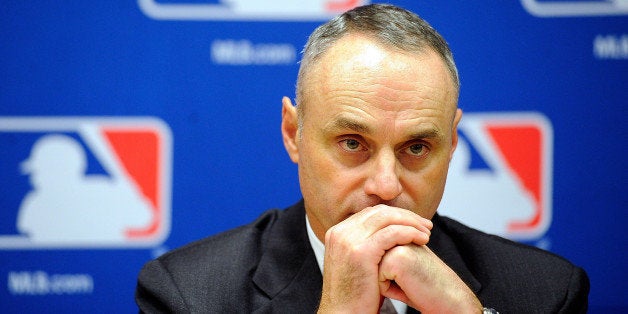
305 214 325 273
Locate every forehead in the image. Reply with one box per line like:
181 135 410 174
301 34 457 125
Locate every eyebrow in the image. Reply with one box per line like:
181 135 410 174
407 128 441 141
326 116 372 135
325 116 443 141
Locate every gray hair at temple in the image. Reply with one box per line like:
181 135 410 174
295 4 459 121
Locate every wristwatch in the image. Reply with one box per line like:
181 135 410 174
482 308 499 314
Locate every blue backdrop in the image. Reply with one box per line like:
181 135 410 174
1 1 626 312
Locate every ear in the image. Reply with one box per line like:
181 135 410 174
281 96 299 164
449 108 463 161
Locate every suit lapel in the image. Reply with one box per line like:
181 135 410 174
428 214 482 294
252 201 323 312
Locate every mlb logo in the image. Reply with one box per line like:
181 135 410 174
0 117 172 249
438 112 552 241
138 0 370 21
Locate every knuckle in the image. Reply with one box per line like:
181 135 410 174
388 245 416 263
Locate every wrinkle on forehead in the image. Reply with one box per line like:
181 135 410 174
301 35 458 127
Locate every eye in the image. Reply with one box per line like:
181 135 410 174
339 138 366 152
405 143 428 157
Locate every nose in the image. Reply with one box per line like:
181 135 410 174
363 150 402 201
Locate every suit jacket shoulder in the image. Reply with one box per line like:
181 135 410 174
433 214 590 313
135 202 322 313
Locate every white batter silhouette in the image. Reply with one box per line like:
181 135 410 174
438 137 535 236
17 134 151 243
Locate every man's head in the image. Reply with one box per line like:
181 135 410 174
296 4 459 124
281 4 462 241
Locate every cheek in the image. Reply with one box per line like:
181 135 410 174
297 140 363 213
297 146 351 233
297 141 335 199
298 144 348 198
404 158 451 214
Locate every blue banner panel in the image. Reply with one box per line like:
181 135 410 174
1 1 626 312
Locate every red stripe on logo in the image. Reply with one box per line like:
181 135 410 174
103 129 161 238
326 0 361 12
486 125 544 231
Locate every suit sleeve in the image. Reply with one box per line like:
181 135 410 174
135 259 190 313
558 266 590 314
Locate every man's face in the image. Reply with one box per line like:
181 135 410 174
282 34 461 241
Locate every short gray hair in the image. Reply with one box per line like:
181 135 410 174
295 4 459 119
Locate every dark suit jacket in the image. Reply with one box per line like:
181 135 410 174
136 201 589 313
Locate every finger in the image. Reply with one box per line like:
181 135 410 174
368 225 430 255
378 244 481 313
378 244 422 284
378 245 423 309
359 205 433 235
325 205 431 249
379 280 411 305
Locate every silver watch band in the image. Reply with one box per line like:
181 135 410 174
482 308 499 314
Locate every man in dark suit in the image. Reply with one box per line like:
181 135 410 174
136 4 589 313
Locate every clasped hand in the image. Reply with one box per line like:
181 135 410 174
318 205 481 314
